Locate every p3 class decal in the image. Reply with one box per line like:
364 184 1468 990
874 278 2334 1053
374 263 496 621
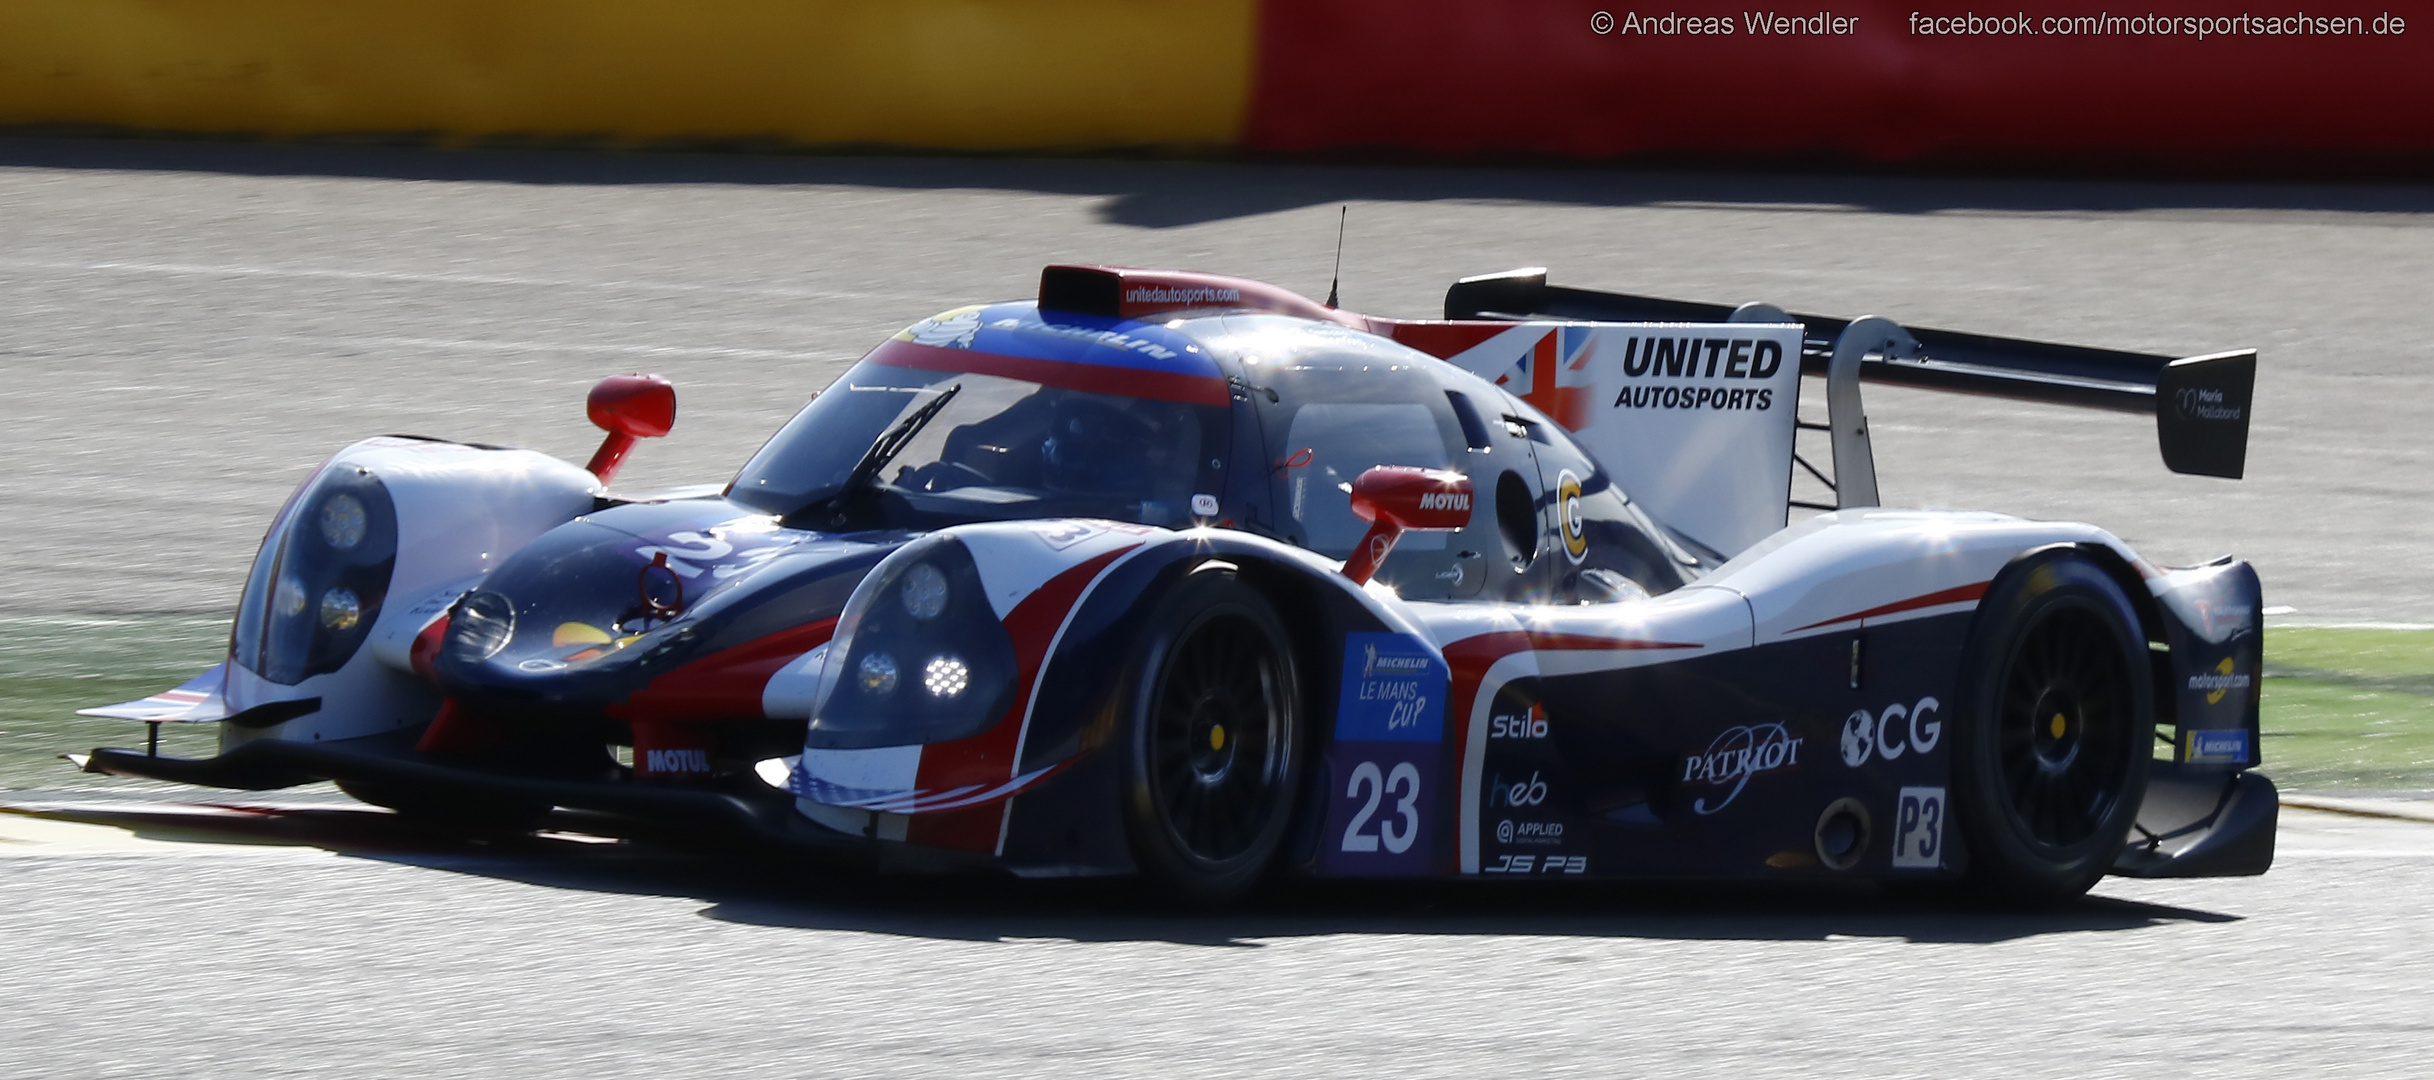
1323 633 1448 876
1891 786 1947 869
1557 470 1587 563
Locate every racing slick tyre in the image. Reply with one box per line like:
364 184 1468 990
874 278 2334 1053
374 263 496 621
1951 550 2153 906
1120 568 1304 907
336 779 553 832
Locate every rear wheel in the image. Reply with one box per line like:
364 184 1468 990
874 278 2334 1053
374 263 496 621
1120 569 1303 907
1951 551 2152 906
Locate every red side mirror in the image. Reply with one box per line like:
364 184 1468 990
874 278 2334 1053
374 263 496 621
1341 466 1474 585
583 374 676 483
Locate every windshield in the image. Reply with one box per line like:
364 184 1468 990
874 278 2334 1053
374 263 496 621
730 360 1228 529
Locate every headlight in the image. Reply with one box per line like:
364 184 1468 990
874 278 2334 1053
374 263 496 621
232 464 398 685
806 534 1019 749
857 652 900 696
922 655 970 698
446 590 518 662
900 563 949 619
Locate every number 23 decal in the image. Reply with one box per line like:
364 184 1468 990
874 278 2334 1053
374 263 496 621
1341 760 1421 854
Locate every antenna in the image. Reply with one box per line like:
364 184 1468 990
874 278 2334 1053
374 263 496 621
1324 205 1346 308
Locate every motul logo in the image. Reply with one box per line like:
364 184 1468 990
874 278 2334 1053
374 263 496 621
1416 492 1471 511
644 748 710 775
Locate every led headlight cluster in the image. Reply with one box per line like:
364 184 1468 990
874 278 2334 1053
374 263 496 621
232 466 399 684
806 534 1019 750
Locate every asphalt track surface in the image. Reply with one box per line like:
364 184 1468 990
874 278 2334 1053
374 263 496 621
4 137 2433 620
5 140 2434 1078
1 796 2432 1080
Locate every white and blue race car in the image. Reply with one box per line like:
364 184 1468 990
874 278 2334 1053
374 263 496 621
77 263 2271 905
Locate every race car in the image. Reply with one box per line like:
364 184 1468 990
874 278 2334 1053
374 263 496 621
75 262 2275 905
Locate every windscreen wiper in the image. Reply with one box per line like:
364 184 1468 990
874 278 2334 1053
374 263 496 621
789 382 962 528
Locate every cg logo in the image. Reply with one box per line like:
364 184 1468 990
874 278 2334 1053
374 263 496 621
1839 697 1943 767
1557 471 1587 562
1497 819 1515 842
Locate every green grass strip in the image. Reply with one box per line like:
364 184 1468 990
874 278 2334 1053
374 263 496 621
2256 627 2434 793
3 616 2430 794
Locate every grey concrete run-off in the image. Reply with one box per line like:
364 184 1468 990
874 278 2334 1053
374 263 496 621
3 139 2430 619
0 805 2430 1080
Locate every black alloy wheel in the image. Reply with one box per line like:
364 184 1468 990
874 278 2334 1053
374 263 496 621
2000 605 2135 847
1122 568 1302 906
1952 550 2153 905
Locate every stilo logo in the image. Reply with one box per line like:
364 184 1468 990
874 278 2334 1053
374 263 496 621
2189 658 2253 705
1681 723 1803 814
1416 491 1471 512
2176 387 2243 422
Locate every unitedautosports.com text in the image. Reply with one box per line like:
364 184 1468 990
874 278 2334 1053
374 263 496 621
1909 11 2407 36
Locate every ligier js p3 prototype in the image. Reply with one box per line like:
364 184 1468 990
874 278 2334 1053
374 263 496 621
80 264 2273 905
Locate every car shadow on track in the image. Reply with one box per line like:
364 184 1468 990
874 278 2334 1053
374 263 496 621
0 797 2242 947
6 135 2432 229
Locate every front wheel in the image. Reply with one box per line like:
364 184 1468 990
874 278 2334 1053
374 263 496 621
1950 551 2153 906
1119 568 1303 907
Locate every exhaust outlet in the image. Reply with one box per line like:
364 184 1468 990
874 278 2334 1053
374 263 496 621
1815 797 1872 871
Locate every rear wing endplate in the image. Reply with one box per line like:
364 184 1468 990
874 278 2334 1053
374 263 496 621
1447 268 2255 488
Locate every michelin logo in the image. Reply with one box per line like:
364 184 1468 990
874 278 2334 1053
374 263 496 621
1361 641 1434 680
2184 729 2251 765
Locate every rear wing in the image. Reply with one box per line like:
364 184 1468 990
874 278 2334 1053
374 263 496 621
1446 268 2256 500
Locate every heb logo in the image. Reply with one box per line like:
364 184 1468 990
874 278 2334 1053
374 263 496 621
2185 729 2251 765
642 748 711 775
1415 491 1471 512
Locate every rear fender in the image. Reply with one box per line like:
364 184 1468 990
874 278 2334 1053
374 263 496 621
2144 558 2265 770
